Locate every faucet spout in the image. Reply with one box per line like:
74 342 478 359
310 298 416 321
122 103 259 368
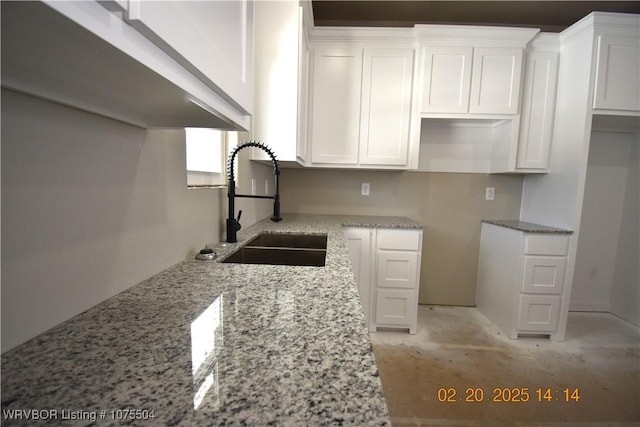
226 141 282 243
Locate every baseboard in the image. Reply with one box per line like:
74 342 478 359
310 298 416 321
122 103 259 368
569 300 610 312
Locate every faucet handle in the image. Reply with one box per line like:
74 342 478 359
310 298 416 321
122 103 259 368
235 210 242 231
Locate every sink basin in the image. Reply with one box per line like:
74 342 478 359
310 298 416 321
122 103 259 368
243 232 327 249
222 232 327 267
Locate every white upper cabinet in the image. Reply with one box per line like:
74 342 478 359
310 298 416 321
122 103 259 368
252 1 311 164
309 47 363 165
593 35 640 112
126 0 253 115
421 47 522 114
359 49 414 166
416 26 538 117
1 1 252 129
420 47 473 113
469 48 523 114
516 48 559 170
307 38 416 169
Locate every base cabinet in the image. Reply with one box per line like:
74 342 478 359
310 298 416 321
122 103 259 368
344 227 423 334
375 289 418 332
476 222 570 340
516 295 561 332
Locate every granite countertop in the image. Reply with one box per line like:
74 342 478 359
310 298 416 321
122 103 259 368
482 219 573 234
1 214 422 426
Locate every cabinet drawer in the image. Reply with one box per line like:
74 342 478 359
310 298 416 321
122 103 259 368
376 251 419 289
517 295 561 332
375 288 417 327
523 235 569 256
376 229 422 251
522 256 566 294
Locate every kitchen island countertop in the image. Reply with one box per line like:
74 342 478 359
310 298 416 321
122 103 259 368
482 219 573 234
2 214 422 426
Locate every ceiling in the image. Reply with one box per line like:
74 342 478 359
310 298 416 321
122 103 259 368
311 1 640 32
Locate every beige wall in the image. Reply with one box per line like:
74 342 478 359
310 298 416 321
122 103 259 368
1 89 271 352
573 129 639 325
279 168 523 306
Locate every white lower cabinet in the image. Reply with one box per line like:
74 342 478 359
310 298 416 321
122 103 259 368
476 222 570 340
516 295 561 332
375 289 418 332
344 227 423 334
344 227 373 323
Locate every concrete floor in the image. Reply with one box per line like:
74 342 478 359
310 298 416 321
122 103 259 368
371 306 640 427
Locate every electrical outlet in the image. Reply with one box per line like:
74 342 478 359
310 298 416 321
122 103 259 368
251 178 256 195
485 187 495 201
361 183 370 196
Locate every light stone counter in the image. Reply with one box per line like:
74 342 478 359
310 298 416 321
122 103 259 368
482 219 573 234
1 214 422 426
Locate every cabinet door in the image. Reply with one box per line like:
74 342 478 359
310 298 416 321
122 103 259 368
359 49 414 166
593 35 640 112
420 47 473 113
375 289 417 333
376 251 419 289
296 9 310 164
252 0 300 162
517 295 561 332
469 47 523 114
516 52 558 170
344 228 373 324
522 256 566 294
309 48 362 164
127 0 253 114
377 228 422 251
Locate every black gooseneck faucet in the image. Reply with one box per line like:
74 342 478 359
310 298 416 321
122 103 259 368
226 141 282 243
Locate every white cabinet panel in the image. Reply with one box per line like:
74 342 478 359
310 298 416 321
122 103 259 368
524 235 569 256
516 52 559 170
517 295 561 332
470 48 523 114
375 289 417 333
253 2 309 163
522 256 566 294
420 47 473 113
344 228 373 325
360 49 414 166
593 35 640 112
376 251 419 289
127 0 253 114
309 48 362 164
376 228 422 251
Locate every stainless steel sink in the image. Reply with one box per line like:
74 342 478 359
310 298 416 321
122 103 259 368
222 232 327 267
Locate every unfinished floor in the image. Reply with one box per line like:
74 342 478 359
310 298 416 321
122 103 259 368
371 306 640 427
